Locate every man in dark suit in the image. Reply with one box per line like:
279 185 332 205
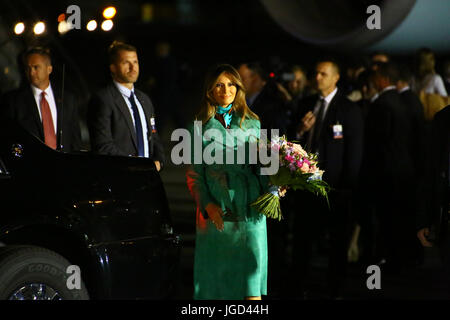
88 41 165 170
396 64 426 163
395 64 428 265
417 105 450 283
237 62 288 136
0 47 81 153
361 62 415 272
290 60 364 298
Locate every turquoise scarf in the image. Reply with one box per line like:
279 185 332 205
216 104 233 128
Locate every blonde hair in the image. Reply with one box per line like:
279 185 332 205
196 64 259 128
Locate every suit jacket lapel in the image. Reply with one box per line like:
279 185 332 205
134 90 152 132
24 87 45 140
52 85 63 147
323 92 338 128
109 83 138 148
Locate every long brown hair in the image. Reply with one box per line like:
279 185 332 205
196 64 259 127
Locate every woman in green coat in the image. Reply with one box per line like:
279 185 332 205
186 64 274 300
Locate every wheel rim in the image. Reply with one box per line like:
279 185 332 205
9 283 62 300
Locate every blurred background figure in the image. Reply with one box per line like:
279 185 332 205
396 62 427 267
413 48 448 97
416 104 450 290
370 52 390 71
237 62 288 136
413 48 449 121
442 60 450 94
371 52 390 64
354 69 377 120
286 65 309 103
360 62 416 274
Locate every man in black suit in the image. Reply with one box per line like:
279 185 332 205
417 105 450 283
88 41 165 170
290 60 364 298
395 64 428 265
0 47 81 153
361 62 415 272
237 62 288 136
396 64 426 162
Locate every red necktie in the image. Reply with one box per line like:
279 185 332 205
40 91 57 149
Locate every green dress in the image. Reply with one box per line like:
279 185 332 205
186 113 270 300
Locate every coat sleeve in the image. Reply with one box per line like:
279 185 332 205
87 93 129 156
185 122 218 219
186 164 217 220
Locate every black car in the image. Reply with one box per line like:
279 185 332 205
0 119 181 300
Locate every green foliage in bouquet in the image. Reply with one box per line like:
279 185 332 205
250 137 331 221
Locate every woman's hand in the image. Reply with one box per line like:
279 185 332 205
205 203 225 231
278 186 288 198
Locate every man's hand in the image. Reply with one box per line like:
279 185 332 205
417 228 433 247
205 203 224 231
301 111 316 131
154 160 161 172
298 111 316 136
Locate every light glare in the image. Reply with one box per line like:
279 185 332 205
14 22 25 35
87 20 97 31
103 7 117 19
33 21 46 35
101 20 113 31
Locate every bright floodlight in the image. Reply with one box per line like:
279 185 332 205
87 20 97 31
103 6 116 19
58 20 70 34
14 22 25 35
101 20 113 31
34 22 45 35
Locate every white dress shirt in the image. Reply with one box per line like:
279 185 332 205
399 85 411 94
314 87 338 121
304 87 338 146
297 87 339 141
114 81 149 158
31 83 58 134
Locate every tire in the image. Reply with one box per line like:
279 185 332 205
0 246 89 300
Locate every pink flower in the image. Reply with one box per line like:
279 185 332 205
292 143 308 157
284 155 295 163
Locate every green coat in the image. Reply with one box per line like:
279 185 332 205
187 113 270 299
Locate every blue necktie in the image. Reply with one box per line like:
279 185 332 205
128 91 145 157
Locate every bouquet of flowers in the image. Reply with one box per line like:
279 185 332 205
251 136 330 220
